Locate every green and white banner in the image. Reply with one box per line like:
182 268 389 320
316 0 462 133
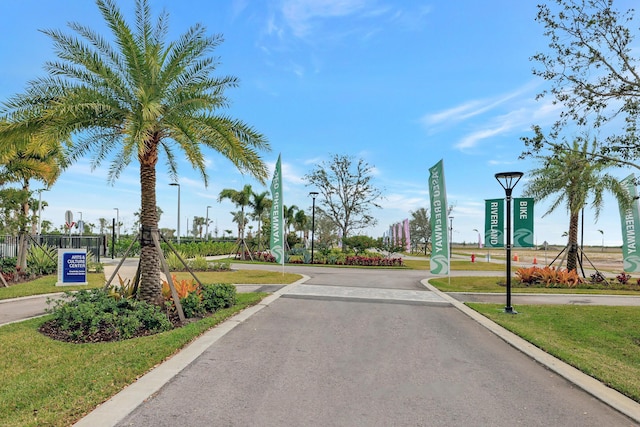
269 154 284 265
484 199 504 248
618 174 640 272
428 159 449 275
513 198 534 248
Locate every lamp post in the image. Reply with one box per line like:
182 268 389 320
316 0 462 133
495 171 524 314
449 216 454 260
35 188 47 236
309 191 319 264
169 183 180 244
473 228 482 248
77 211 83 237
205 205 212 241
598 229 604 252
113 208 119 239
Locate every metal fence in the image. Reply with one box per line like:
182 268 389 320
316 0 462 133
0 234 108 261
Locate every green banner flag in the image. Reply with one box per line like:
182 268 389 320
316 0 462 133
618 174 640 272
484 199 504 248
513 198 534 248
428 160 449 275
269 155 284 265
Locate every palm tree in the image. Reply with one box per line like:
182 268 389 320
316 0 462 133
218 184 252 256
249 190 271 250
283 204 298 236
294 210 308 241
524 139 629 271
0 133 62 270
0 0 269 304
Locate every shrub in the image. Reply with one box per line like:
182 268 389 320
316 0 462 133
616 272 631 285
515 266 539 285
180 291 205 318
210 259 231 271
188 255 209 271
107 274 137 300
0 256 17 281
43 289 172 342
161 275 198 302
590 271 606 284
166 250 187 271
26 243 57 275
201 283 237 312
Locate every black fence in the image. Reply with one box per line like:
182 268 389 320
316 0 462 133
0 234 108 261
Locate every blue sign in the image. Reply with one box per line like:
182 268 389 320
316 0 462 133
57 249 88 286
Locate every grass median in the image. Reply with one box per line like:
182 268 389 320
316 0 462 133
0 292 268 427
469 303 640 403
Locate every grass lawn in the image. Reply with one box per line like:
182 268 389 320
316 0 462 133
0 292 267 427
403 259 504 271
0 273 105 300
0 270 302 301
469 303 640 403
429 276 640 295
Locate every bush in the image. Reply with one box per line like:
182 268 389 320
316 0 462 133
189 255 209 271
26 243 58 276
42 289 172 342
201 283 237 312
180 291 205 318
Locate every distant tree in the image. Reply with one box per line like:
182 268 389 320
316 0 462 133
410 208 431 255
315 208 339 248
524 0 640 167
249 190 271 250
219 185 253 256
523 139 630 271
294 210 308 241
191 216 206 239
304 154 382 240
342 235 376 255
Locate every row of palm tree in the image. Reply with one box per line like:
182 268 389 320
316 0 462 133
217 184 311 253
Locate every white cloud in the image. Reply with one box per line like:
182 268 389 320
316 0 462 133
281 0 370 37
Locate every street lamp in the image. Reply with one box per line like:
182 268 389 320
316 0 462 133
113 208 119 239
309 191 319 264
205 205 212 241
77 211 83 237
449 216 454 260
35 188 47 236
598 229 604 252
169 183 181 244
473 228 482 248
495 171 524 314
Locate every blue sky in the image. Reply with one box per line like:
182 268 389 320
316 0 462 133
0 0 636 247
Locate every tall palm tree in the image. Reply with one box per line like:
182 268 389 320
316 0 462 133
283 204 298 236
249 190 271 250
218 184 253 257
524 139 629 271
0 0 269 304
294 210 308 241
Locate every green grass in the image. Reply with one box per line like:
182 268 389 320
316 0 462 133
0 292 266 427
429 276 640 295
468 303 640 402
0 270 301 301
0 274 105 300
403 259 504 271
172 270 302 284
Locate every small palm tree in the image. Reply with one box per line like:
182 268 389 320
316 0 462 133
218 184 253 256
0 0 269 304
524 139 630 271
249 190 271 250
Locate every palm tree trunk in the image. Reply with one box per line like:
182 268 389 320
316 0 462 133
567 211 580 272
138 145 162 306
17 180 30 272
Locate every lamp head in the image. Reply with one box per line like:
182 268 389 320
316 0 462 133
309 191 319 199
495 171 524 191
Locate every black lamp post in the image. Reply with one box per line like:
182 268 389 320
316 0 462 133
309 191 319 264
495 171 523 314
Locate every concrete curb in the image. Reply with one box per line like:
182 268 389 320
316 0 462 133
420 279 640 424
73 275 310 427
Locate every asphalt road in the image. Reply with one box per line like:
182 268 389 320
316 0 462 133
113 266 636 427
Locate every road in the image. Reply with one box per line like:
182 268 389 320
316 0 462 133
111 265 636 426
